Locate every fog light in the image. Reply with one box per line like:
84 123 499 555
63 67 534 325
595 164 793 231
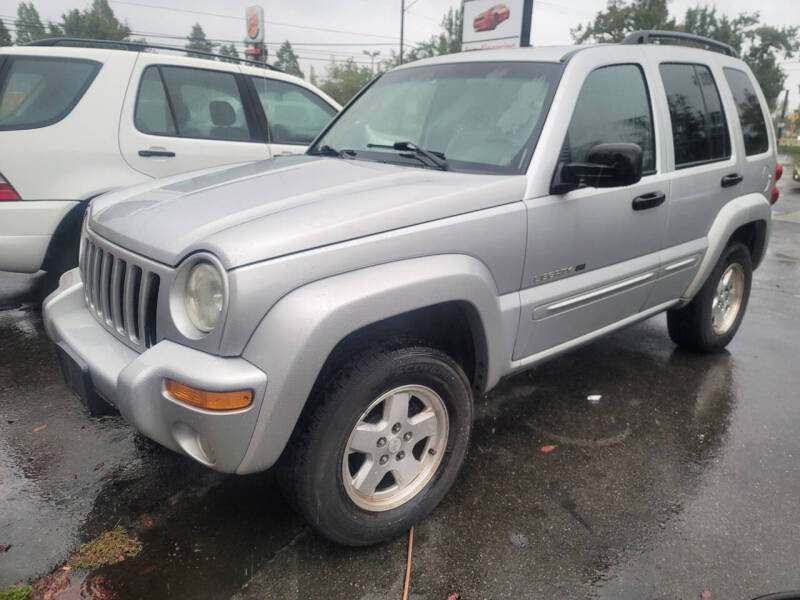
164 379 252 411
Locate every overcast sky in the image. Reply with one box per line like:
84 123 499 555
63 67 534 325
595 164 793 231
6 0 800 107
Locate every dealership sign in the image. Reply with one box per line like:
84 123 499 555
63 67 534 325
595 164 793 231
245 6 264 43
461 0 534 51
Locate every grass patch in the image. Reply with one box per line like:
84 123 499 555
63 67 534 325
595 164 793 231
0 583 32 600
68 525 142 569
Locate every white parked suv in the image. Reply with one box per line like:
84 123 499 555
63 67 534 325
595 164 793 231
0 39 340 274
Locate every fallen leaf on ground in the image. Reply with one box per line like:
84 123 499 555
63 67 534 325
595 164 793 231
700 590 711 600
29 572 69 600
94 462 104 471
141 515 154 528
446 594 461 600
80 574 116 600
0 544 10 552
540 444 557 453
32 424 47 434
138 565 155 576
60 565 71 571
63 473 77 481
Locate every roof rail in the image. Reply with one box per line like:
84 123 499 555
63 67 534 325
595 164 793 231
621 30 737 57
25 37 283 71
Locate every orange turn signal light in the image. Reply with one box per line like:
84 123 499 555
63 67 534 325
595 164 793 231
164 379 252 411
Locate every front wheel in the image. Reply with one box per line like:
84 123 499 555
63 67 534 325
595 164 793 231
278 343 473 546
667 242 752 352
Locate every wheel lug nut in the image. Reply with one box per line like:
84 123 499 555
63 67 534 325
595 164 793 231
428 448 436 456
392 423 401 434
396 451 405 460
379 454 389 465
377 437 386 448
403 432 412 441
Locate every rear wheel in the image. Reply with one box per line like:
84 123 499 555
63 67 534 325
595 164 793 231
667 242 752 352
278 343 473 546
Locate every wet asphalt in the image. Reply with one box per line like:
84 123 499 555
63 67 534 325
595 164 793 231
1 176 799 600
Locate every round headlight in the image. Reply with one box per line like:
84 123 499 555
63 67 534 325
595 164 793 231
184 262 224 333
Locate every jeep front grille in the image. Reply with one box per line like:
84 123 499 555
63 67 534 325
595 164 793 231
80 235 160 350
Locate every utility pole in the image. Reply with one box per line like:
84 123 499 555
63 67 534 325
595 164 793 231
400 0 405 64
363 49 381 74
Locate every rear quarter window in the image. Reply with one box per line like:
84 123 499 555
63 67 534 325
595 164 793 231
723 67 770 156
0 56 100 130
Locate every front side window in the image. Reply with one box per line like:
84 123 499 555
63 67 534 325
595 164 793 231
660 63 731 168
564 63 656 174
135 65 255 142
311 61 562 174
251 77 337 145
0 56 100 130
723 67 769 156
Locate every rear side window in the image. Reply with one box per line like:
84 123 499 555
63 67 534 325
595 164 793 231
134 66 176 136
250 77 337 145
659 63 731 168
0 56 100 130
723 68 769 156
135 65 256 142
564 63 656 174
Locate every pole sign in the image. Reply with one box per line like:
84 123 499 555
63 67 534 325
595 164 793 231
461 0 534 51
245 6 264 44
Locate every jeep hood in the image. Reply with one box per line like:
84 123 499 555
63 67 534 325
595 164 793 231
89 155 527 269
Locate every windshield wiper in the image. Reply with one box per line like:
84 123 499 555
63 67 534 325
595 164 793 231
366 141 448 170
309 144 357 158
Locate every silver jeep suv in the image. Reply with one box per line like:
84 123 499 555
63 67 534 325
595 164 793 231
44 31 779 545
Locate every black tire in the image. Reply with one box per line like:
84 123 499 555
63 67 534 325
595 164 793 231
667 242 752 352
278 343 473 546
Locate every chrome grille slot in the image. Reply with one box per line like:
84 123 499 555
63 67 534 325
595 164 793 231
79 232 161 351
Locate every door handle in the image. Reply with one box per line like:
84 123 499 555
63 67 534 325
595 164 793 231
632 191 666 211
138 149 175 158
721 173 742 187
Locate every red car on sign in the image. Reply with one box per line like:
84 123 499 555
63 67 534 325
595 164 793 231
473 4 510 32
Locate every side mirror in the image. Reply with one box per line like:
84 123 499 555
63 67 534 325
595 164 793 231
551 142 643 194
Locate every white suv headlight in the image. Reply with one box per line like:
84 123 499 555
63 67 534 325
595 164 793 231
184 261 224 333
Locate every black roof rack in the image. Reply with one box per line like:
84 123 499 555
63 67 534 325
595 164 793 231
25 37 283 71
621 30 737 57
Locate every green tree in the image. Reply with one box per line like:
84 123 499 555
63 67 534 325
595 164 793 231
274 40 304 78
382 6 463 68
49 0 130 40
319 58 373 104
572 2 799 110
571 0 673 44
185 23 215 59
0 20 12 46
218 43 239 63
14 1 47 44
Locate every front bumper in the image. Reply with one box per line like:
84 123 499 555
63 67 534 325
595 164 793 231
43 269 268 473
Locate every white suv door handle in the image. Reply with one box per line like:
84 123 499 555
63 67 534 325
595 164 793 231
138 149 175 158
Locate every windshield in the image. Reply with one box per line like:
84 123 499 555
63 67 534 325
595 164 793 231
310 61 562 174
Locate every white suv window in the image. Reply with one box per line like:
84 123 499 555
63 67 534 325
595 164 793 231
0 56 100 130
564 63 656 174
250 77 336 145
135 65 255 142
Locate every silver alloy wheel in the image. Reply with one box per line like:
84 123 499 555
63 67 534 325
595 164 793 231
711 262 745 335
342 384 448 511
